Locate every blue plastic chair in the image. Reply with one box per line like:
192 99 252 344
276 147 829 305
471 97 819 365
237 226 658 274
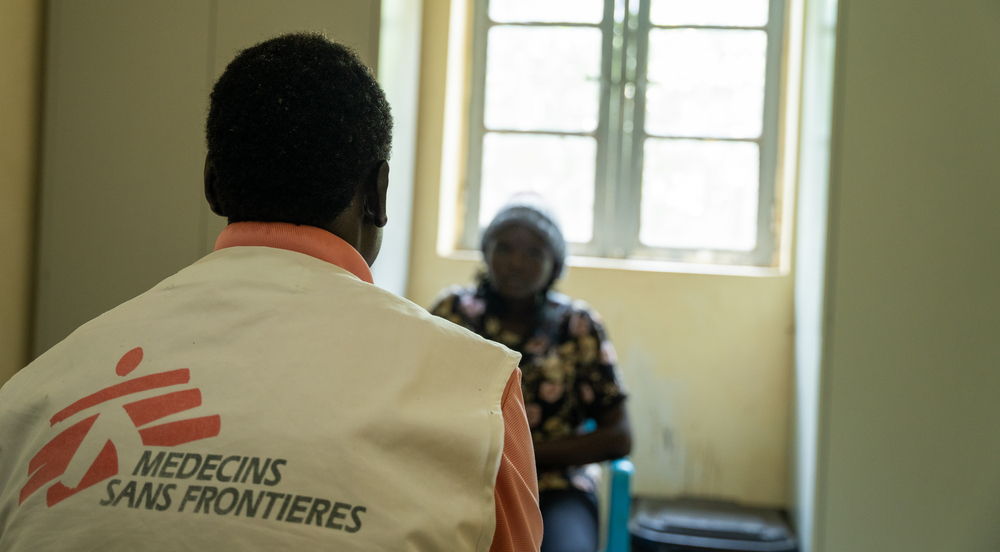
602 457 634 552
581 420 633 552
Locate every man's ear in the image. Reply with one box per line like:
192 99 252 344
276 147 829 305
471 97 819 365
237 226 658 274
204 155 226 217
363 160 389 228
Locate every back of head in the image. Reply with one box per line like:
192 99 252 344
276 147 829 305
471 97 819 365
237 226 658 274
206 33 392 227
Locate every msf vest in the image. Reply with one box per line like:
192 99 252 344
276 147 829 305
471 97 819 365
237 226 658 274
0 246 519 551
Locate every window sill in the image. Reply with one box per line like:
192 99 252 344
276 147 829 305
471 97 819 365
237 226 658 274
440 249 788 278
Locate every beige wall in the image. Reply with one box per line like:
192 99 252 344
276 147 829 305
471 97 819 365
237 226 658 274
407 0 794 505
810 0 1000 550
0 0 42 384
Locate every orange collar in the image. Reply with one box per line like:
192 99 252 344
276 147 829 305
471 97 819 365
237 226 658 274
214 222 374 284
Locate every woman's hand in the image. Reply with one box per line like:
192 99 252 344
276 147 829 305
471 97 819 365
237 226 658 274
532 403 632 470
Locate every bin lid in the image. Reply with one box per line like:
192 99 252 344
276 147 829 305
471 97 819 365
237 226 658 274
630 497 797 552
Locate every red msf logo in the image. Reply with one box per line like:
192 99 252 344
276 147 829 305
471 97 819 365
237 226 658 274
19 347 221 507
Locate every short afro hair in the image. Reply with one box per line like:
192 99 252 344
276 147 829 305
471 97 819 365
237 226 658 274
207 33 392 226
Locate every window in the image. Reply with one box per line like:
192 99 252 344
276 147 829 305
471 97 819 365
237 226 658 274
460 0 787 266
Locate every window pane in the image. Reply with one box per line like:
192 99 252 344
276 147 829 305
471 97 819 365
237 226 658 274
480 133 595 243
645 29 766 138
650 0 768 27
489 0 604 24
640 139 758 250
485 26 602 132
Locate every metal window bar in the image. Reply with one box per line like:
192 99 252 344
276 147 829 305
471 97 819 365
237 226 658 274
625 0 786 265
461 0 613 255
464 0 787 267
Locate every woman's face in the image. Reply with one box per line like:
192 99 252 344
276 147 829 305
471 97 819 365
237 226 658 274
485 224 555 301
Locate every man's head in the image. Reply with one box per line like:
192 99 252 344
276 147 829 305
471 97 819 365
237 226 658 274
205 33 392 264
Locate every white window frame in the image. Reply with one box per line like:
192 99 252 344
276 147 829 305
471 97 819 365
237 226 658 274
460 0 788 267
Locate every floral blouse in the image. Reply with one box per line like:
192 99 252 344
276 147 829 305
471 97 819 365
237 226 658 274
430 286 627 493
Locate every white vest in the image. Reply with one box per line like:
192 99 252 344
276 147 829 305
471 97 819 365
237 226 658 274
0 246 519 551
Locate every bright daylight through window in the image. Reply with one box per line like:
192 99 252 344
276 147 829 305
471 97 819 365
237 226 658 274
461 0 787 266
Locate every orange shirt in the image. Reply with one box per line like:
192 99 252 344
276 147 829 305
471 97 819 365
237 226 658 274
216 222 542 551
492 370 544 551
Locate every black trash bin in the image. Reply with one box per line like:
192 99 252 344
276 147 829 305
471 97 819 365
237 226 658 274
630 497 798 552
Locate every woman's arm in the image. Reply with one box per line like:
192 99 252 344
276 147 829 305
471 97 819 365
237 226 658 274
533 402 632 470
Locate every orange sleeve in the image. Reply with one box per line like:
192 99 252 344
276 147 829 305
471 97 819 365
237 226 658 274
490 369 543 552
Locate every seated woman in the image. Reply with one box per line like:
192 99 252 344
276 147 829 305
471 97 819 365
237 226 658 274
431 195 632 552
